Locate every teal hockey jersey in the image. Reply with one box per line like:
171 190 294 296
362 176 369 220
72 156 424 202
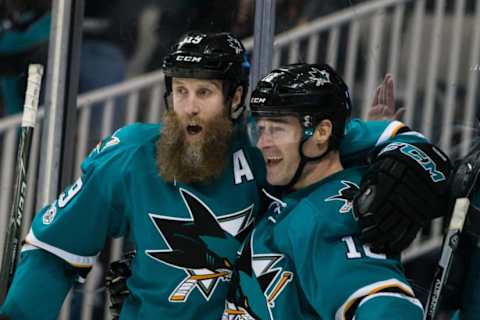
0 119 426 319
223 167 424 320
2 123 267 319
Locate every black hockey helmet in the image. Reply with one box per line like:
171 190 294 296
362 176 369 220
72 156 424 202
249 63 352 147
163 31 250 120
248 63 352 190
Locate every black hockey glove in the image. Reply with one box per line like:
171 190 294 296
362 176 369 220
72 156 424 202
353 142 452 253
106 251 136 319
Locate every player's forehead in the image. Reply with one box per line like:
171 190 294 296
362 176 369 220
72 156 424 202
172 77 222 90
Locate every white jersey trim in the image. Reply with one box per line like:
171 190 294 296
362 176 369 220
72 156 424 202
335 278 414 320
25 229 97 267
21 244 40 252
375 120 405 146
262 188 287 207
397 131 426 139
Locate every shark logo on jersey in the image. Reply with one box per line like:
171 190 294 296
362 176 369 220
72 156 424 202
223 231 293 320
146 188 254 302
325 180 359 213
93 129 121 155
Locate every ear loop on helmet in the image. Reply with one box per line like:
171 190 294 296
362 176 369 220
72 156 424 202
282 118 334 193
229 53 250 121
223 80 245 121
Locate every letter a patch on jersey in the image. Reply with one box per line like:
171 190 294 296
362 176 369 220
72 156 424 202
233 149 254 185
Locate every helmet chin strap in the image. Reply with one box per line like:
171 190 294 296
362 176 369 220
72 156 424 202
282 136 333 194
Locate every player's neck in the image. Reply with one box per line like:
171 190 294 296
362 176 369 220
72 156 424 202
293 151 343 190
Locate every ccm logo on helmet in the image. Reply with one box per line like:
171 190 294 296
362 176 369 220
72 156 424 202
250 97 266 104
176 55 202 62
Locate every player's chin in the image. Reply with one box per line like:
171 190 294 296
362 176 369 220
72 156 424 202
185 133 204 143
266 168 288 186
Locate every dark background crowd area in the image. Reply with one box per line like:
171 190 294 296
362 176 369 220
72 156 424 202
2 0 479 115
0 0 362 117
1 0 478 117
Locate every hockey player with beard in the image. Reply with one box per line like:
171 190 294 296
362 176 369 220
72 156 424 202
1 32 449 319
1 31 265 320
223 64 451 320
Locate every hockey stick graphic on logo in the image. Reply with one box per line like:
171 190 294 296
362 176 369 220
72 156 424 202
0 64 44 303
267 271 293 306
169 271 230 302
423 198 469 320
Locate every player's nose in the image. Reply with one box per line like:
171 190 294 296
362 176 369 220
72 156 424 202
184 95 200 116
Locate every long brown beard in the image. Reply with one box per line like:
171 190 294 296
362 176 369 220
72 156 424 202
156 111 233 184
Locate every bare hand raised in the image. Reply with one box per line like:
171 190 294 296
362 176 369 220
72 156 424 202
368 74 405 121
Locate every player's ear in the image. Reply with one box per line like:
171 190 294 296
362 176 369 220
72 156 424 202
313 119 332 146
231 86 243 109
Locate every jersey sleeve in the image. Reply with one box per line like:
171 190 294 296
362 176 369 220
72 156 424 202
274 199 423 320
341 119 428 167
0 248 75 319
23 124 145 270
353 292 423 320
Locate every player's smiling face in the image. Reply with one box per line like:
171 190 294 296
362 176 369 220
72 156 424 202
256 116 303 186
172 78 226 142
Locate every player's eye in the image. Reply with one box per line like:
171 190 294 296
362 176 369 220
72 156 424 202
197 88 212 97
174 87 187 96
271 125 285 133
271 125 286 136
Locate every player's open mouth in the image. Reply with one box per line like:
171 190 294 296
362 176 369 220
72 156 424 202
186 124 203 135
266 156 282 166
